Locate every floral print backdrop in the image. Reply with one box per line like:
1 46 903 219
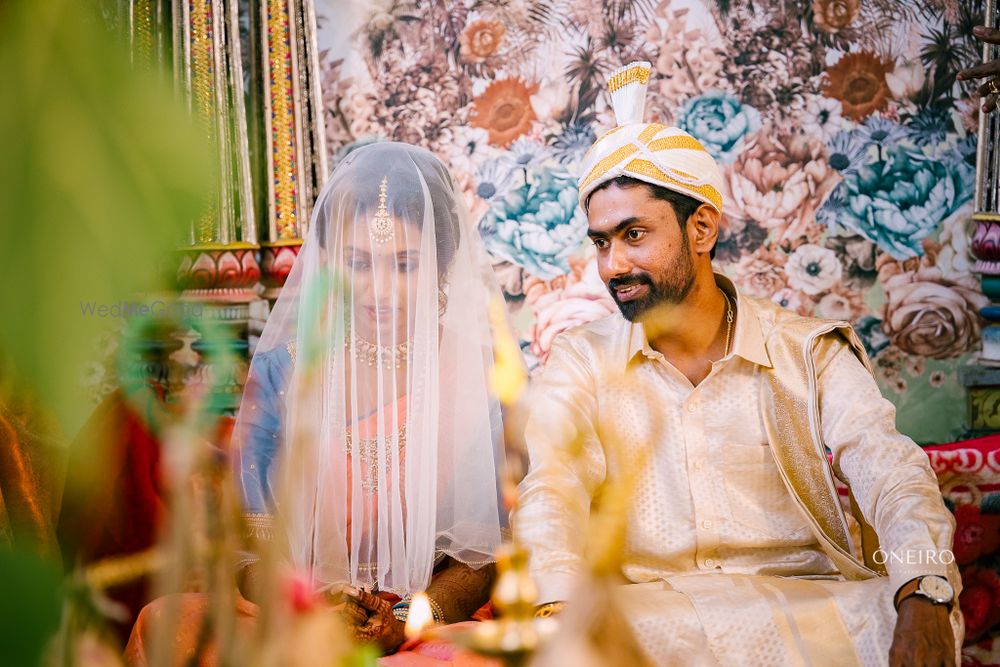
315 0 986 443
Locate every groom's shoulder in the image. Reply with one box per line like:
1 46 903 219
743 295 857 353
552 313 628 356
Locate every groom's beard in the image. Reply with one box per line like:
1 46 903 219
608 259 696 322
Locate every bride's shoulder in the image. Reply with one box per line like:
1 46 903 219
248 342 296 381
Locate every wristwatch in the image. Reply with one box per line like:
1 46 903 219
894 575 954 610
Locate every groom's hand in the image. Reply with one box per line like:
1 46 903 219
889 596 955 667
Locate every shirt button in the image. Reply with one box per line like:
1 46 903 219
704 558 716 568
686 404 696 413
692 461 703 471
702 520 713 529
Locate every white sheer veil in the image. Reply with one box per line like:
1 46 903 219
234 142 506 595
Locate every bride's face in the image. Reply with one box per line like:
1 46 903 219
342 216 423 343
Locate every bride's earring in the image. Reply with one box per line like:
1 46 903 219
438 287 448 317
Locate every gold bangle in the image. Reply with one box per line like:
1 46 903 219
425 595 446 624
534 601 565 618
243 513 274 542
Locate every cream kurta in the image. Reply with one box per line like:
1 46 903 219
515 275 961 666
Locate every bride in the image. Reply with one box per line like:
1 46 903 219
126 142 509 661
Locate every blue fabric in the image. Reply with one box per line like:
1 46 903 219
238 345 293 513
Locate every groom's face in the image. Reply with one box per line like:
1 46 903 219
586 183 696 322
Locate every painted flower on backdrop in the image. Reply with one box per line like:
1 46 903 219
785 243 843 295
906 108 952 148
714 215 769 263
771 288 814 316
729 246 788 298
529 78 571 123
855 315 890 358
816 287 866 321
838 145 973 259
727 132 841 243
460 20 505 63
823 51 893 121
471 78 539 147
936 213 976 283
825 234 879 289
885 60 926 100
551 123 596 167
474 158 520 204
855 115 908 150
647 9 726 112
505 138 548 174
479 166 588 280
825 130 871 177
816 183 849 231
440 125 491 178
880 262 988 359
811 0 860 33
524 258 618 364
677 92 761 164
492 260 526 301
928 370 947 387
949 134 978 171
801 96 845 143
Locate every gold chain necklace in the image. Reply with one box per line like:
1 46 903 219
720 289 734 356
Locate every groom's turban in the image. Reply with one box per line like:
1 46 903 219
578 61 726 214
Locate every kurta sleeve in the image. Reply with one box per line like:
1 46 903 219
235 346 292 522
514 335 607 604
817 337 956 596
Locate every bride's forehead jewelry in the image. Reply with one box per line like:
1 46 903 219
369 176 394 244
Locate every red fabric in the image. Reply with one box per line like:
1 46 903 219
57 388 234 645
59 388 165 562
57 388 167 644
916 435 1000 656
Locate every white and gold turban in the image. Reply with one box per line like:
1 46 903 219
578 61 725 213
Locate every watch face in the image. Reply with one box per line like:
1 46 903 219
918 576 954 603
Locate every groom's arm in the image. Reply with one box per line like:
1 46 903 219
816 336 959 664
514 336 606 605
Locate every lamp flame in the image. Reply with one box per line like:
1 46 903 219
404 592 435 639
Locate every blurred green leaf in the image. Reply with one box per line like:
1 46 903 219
0 0 215 434
0 548 63 666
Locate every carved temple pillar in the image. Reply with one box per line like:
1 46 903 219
124 0 327 409
965 0 1000 434
248 0 328 351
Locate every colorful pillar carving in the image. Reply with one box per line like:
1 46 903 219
124 0 327 405
965 0 1000 433
257 0 328 299
173 0 260 307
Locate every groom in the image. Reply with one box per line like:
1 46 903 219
514 62 961 666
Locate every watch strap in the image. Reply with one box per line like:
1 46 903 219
894 576 953 611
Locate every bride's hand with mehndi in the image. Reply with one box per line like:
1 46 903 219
342 587 407 653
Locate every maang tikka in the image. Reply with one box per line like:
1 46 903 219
369 176 394 244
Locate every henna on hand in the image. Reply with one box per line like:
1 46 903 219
346 588 406 652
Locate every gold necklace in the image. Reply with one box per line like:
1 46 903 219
345 425 407 495
345 324 412 369
720 289 734 356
